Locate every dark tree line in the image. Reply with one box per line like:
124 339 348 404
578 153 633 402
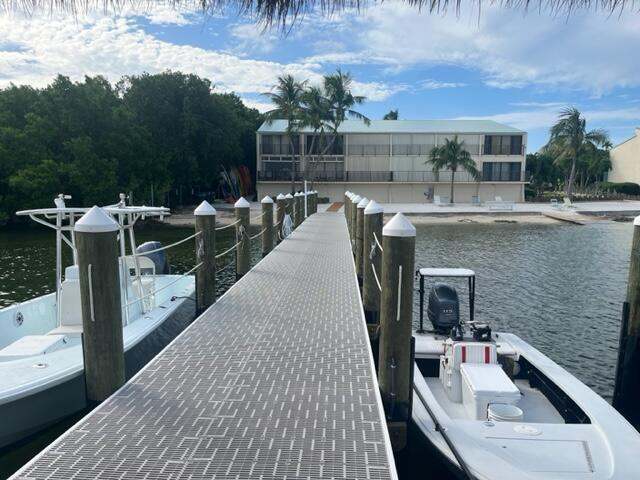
0 72 262 225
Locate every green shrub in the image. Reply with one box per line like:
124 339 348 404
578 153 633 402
593 182 640 196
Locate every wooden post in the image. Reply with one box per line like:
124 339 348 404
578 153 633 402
378 213 415 450
75 206 125 402
261 196 274 256
363 200 384 324
234 197 250 279
614 216 640 428
285 193 294 226
344 192 351 233
350 195 361 254
194 201 216 315
276 193 286 243
294 192 303 227
355 196 368 285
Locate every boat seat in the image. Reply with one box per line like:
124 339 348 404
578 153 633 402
460 363 521 420
0 335 67 360
440 340 498 403
59 266 82 328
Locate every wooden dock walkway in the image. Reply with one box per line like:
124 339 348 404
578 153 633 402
12 213 397 480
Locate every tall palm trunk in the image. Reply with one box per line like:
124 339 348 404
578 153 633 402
450 169 455 204
288 133 296 194
566 155 577 197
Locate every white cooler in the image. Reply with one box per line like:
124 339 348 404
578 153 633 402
460 363 521 420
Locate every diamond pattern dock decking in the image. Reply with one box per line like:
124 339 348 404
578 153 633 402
13 213 396 480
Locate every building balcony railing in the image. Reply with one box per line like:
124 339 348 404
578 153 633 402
258 170 529 183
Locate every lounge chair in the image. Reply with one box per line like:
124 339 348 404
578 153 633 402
486 196 514 211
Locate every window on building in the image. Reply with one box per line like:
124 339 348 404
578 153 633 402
483 135 523 155
305 135 344 155
482 162 522 181
261 135 300 155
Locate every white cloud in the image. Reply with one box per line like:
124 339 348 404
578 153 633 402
303 4 640 95
0 10 405 106
457 106 640 132
420 79 466 90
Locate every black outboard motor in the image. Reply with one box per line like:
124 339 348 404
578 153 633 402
427 283 460 333
135 241 171 274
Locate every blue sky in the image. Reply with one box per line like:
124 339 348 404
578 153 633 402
1 3 640 151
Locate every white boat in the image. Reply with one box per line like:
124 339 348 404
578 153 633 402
0 195 195 449
412 267 640 480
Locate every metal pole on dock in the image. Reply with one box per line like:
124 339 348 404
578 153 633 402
74 206 125 403
276 193 286 243
363 200 384 324
350 195 362 253
194 201 216 315
378 212 416 451
355 197 368 284
614 216 640 428
261 196 274 256
235 197 250 279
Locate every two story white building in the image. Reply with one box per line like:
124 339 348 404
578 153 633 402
256 119 527 203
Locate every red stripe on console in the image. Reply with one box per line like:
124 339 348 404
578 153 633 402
485 346 490 363
461 346 466 363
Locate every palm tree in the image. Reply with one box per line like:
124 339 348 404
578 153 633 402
426 136 479 204
300 85 331 186
383 109 399 120
547 107 609 197
263 75 306 193
321 69 371 158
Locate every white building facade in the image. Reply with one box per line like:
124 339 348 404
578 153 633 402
608 128 640 184
256 119 528 203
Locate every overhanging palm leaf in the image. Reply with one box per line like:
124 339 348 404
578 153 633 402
426 136 479 204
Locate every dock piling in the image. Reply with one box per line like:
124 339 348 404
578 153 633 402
285 193 294 227
276 193 286 243
74 206 125 403
261 196 274 256
350 195 362 253
355 197 368 284
613 215 640 428
234 197 250 279
295 192 303 227
363 200 384 325
194 201 216 315
378 213 416 451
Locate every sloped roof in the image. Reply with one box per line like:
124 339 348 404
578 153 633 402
258 119 525 134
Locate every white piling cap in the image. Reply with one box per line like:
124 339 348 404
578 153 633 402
285 193 293 199
345 191 351 196
357 197 369 208
634 215 640 226
352 195 362 204
234 197 250 208
364 200 383 215
75 206 119 233
276 193 286 200
194 200 216 216
261 195 274 204
383 213 416 237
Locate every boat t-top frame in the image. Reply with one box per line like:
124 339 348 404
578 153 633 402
416 267 476 334
16 194 170 327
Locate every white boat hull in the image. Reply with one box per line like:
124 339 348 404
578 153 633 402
411 331 640 480
0 279 195 450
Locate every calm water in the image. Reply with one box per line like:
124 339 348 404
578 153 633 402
412 220 633 401
0 219 633 478
0 221 264 479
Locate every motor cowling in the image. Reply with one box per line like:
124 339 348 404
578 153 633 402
427 283 460 333
135 241 171 275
